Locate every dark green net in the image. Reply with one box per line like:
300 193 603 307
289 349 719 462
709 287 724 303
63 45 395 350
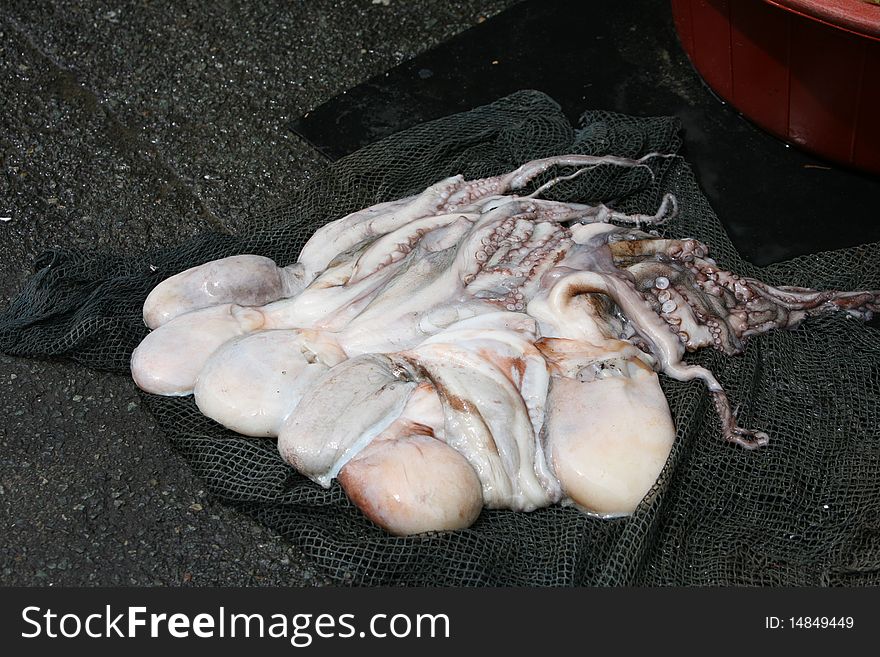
2 91 878 585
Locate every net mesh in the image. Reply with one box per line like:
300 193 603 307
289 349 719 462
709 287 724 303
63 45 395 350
2 90 878 586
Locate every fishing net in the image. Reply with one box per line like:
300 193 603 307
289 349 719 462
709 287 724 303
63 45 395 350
2 90 878 586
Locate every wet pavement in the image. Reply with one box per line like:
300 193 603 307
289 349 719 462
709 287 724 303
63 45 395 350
0 0 516 586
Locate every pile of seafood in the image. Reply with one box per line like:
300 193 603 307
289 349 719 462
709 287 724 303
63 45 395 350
130 154 879 535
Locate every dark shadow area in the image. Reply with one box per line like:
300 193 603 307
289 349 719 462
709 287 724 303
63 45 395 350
292 0 880 267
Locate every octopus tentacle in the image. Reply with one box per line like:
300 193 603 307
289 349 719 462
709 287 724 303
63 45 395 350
745 280 880 318
298 176 470 280
348 211 479 284
452 199 583 284
654 282 714 350
402 341 559 510
543 269 771 442
442 153 668 212
520 164 603 199
502 152 672 190
580 193 678 227
681 259 880 341
711 390 769 449
608 236 704 262
297 195 418 280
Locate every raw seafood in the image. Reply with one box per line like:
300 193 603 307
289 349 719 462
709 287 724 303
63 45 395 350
130 154 880 535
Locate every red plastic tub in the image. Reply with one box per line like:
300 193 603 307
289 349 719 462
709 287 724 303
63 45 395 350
671 0 880 173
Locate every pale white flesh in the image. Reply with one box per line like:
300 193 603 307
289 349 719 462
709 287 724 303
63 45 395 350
544 356 675 516
403 339 560 511
131 303 266 395
277 354 418 487
339 434 482 536
193 330 346 437
143 255 297 329
131 154 702 535
336 385 480 535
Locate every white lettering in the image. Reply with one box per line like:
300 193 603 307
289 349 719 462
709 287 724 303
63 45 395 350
389 614 411 638
291 614 313 648
85 613 102 638
230 613 263 638
44 609 58 638
150 613 167 637
106 605 124 637
59 614 82 638
167 613 190 638
268 614 288 638
337 614 356 638
417 613 450 638
128 606 147 637
370 614 387 638
192 613 215 638
21 606 42 638
314 614 335 638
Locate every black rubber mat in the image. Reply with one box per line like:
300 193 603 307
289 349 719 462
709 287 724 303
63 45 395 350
292 0 880 268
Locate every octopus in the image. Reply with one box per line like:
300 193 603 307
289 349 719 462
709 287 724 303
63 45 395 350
130 153 880 536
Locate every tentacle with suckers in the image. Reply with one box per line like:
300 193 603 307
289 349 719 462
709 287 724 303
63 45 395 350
535 261 774 447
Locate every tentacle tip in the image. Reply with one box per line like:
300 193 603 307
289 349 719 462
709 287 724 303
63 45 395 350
725 427 770 450
648 194 678 227
665 194 679 219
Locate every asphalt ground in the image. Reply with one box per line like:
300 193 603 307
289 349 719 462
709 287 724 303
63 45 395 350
0 0 516 586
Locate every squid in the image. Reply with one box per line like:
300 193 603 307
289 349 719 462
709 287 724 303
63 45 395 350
130 154 880 535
